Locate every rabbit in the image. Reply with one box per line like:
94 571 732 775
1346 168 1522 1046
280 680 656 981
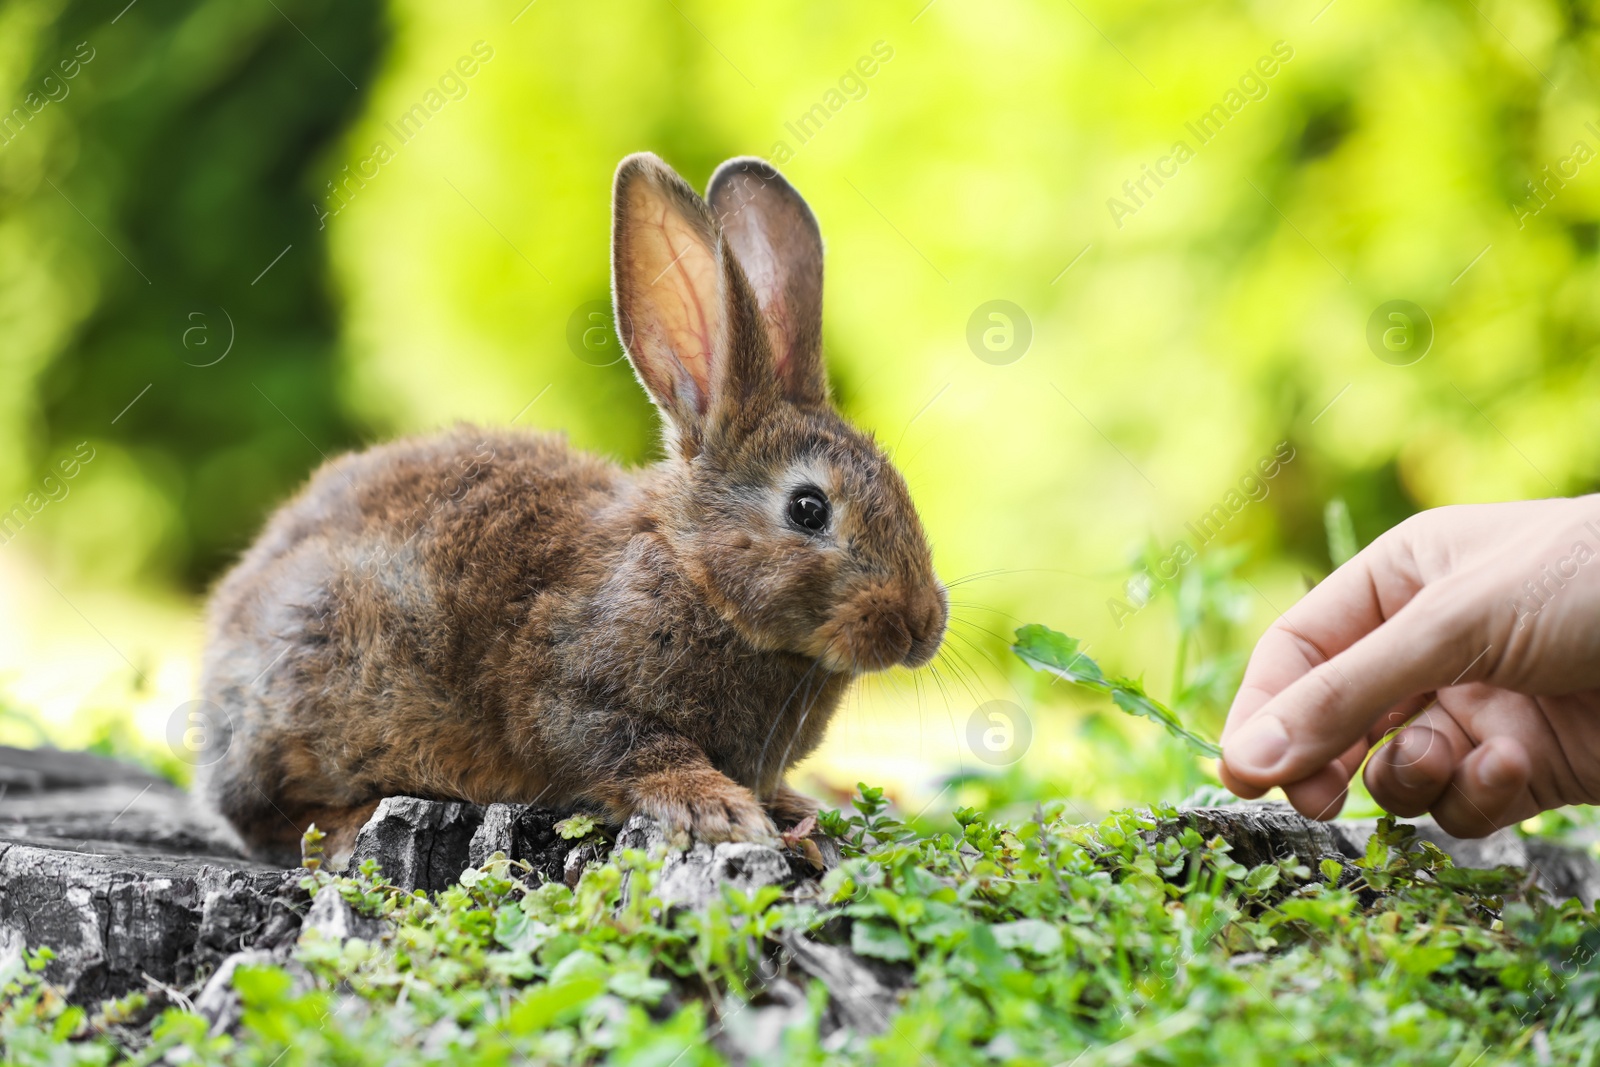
198 153 948 867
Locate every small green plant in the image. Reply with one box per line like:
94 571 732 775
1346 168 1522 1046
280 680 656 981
300 824 326 872
554 814 600 841
1013 622 1222 757
3 786 1599 1065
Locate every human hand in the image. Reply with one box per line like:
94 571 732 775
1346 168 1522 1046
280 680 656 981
1220 496 1600 836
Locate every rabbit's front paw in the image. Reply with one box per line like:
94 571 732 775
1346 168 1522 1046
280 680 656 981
633 769 779 845
764 783 821 832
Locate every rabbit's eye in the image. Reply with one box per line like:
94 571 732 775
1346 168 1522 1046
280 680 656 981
787 488 831 533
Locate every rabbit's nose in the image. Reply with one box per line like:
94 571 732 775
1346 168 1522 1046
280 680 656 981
910 591 946 644
901 582 948 667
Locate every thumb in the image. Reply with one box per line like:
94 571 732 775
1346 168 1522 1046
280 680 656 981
1223 582 1493 790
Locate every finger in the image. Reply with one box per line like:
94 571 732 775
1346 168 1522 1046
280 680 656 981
1218 760 1267 800
1281 761 1350 821
1364 691 1437 749
1224 710 1378 807
1221 532 1424 784
1279 736 1369 819
1334 734 1371 782
1222 531 1419 746
1363 716 1462 818
1430 737 1533 838
1224 578 1492 791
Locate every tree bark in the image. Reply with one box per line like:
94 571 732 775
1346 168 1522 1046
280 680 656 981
2 744 1596 1022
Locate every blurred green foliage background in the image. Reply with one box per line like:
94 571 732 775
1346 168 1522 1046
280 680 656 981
2 0 1597 813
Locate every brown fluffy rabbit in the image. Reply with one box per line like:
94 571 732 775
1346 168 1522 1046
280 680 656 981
199 153 947 865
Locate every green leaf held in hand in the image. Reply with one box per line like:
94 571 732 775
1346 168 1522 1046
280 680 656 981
1012 623 1222 758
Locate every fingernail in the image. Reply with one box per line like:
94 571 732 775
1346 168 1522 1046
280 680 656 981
1477 746 1518 790
1228 716 1289 774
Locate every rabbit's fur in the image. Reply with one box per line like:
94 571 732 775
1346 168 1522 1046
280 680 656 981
200 154 947 865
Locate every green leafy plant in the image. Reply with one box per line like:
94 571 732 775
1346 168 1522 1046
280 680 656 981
1013 622 1222 757
554 814 600 841
299 824 327 873
4 786 1600 1065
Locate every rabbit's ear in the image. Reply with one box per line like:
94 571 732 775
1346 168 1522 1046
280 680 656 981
613 153 777 455
707 158 827 408
612 153 726 448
